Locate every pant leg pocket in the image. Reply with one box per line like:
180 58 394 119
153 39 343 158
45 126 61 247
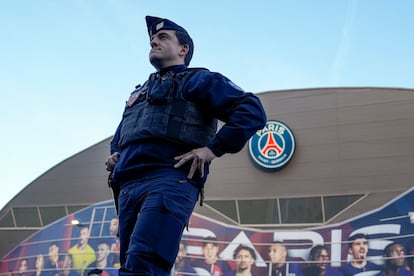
152 181 198 268
162 178 199 225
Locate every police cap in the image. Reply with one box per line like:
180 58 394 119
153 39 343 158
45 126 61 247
145 16 190 37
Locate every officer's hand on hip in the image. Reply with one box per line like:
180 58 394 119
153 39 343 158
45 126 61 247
105 152 120 172
174 147 216 179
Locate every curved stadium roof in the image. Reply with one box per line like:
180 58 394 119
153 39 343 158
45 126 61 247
1 87 413 258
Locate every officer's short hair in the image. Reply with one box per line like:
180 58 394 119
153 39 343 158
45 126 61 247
175 30 193 66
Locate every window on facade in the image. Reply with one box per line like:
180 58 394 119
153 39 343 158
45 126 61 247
90 208 106 237
14 207 41 227
280 197 323 224
67 205 88 214
205 200 238 222
238 199 279 224
0 205 89 229
39 206 67 226
0 209 15 227
324 194 363 221
0 195 365 229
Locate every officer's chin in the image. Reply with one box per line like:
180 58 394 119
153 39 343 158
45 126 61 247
149 56 162 70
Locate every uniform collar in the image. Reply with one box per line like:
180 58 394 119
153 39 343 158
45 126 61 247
158 64 187 76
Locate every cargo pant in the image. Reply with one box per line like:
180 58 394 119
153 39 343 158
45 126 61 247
117 170 200 276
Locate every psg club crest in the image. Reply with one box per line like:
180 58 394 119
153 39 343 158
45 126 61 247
248 120 296 172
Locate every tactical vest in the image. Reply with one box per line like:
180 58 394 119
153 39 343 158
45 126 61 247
118 69 218 150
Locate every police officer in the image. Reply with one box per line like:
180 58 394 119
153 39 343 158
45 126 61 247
105 15 267 275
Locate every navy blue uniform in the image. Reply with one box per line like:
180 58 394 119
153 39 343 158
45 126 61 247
110 65 266 275
111 65 266 183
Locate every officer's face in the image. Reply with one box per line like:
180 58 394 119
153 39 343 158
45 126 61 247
149 30 188 70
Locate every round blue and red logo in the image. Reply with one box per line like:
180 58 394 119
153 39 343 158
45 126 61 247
248 120 296 171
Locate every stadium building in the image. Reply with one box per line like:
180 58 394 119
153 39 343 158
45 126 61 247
1 87 413 275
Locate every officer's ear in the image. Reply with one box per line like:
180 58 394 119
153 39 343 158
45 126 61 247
179 44 189 58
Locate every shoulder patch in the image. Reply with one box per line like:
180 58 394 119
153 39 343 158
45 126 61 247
127 82 148 107
127 92 139 107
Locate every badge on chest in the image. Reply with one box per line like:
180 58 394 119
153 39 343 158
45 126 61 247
127 92 140 107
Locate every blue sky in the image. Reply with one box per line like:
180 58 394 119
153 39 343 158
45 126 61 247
1 0 413 210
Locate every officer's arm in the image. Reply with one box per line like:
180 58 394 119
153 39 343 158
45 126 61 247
110 123 122 154
106 123 122 172
188 72 267 157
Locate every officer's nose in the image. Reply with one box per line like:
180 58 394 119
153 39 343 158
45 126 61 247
150 37 159 47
